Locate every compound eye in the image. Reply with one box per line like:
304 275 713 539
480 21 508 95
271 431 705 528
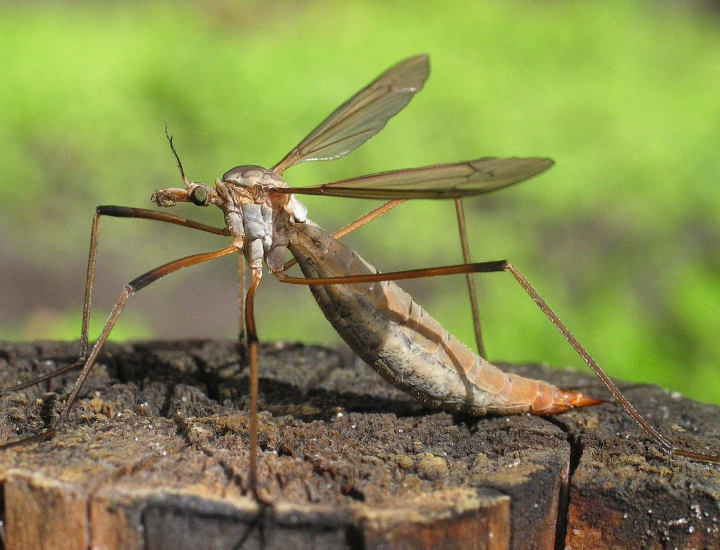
190 186 209 206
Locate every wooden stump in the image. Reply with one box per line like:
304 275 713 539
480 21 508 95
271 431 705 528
0 340 717 550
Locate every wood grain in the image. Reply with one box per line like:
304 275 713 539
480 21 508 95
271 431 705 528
0 340 717 549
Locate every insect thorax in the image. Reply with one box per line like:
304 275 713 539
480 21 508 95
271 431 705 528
218 165 308 272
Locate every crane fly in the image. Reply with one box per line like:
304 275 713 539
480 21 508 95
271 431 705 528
1 55 718 501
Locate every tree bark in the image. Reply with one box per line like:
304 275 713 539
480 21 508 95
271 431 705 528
0 340 717 550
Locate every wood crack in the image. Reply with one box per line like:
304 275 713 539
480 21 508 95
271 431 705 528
0 340 717 549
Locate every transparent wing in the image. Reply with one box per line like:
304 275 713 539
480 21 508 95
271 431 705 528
275 157 554 200
272 55 429 175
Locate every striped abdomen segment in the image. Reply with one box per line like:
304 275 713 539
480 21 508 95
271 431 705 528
288 221 600 416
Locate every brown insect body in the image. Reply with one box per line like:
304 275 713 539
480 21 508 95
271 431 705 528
289 220 600 415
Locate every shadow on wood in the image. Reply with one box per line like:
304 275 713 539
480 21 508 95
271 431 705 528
0 340 717 549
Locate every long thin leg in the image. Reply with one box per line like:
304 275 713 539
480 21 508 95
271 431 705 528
277 259 720 464
283 199 405 272
0 245 237 450
454 198 485 357
275 260 509 285
0 362 83 393
82 206 230 355
328 199 406 241
2 206 231 393
501 263 719 464
244 266 263 499
238 253 247 344
282 198 487 358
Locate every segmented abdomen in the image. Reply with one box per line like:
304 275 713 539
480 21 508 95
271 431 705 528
288 221 599 415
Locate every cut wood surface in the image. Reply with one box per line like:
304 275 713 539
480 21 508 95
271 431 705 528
0 340 718 550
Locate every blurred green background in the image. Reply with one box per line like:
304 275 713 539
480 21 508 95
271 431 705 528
1 1 719 405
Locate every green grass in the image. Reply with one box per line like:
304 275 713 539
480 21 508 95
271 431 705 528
1 0 720 406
